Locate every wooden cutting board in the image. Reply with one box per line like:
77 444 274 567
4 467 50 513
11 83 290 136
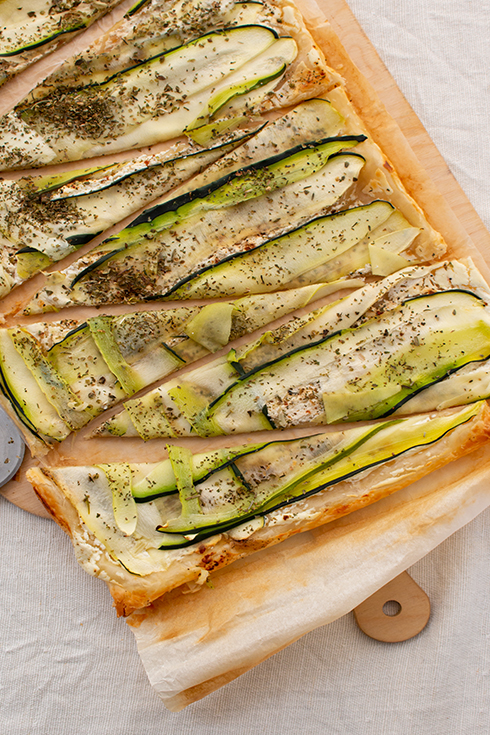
0 0 487 649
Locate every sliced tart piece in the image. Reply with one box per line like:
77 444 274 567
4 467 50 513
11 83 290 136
23 0 326 98
24 135 368 313
164 201 420 299
0 97 342 298
95 260 490 439
0 283 333 454
20 86 448 316
0 132 247 297
0 0 339 169
0 0 122 88
17 26 295 157
27 400 490 615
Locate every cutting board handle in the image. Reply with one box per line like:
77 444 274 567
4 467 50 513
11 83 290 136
353 571 430 642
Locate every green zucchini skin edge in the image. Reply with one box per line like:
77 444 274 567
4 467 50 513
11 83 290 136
63 24 282 92
154 410 477 547
202 289 490 417
0 361 47 442
162 199 394 299
65 233 103 247
0 23 86 57
69 139 367 289
402 288 485 305
161 343 187 363
126 0 151 16
16 236 99 255
206 325 343 411
47 323 89 352
15 246 43 255
261 404 277 429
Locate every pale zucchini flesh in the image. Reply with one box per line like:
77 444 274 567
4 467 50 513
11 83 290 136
97 464 138 536
98 266 490 440
88 314 185 396
47 325 127 415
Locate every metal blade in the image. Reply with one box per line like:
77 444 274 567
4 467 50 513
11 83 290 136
0 407 25 487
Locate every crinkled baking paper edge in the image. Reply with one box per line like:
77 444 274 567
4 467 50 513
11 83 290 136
127 447 490 711
124 0 490 711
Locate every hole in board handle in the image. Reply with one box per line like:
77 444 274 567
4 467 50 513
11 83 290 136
382 599 402 617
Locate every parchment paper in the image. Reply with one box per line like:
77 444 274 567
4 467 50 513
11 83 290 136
117 0 490 709
127 446 490 710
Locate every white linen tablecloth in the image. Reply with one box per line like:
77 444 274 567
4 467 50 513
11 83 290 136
1 1 490 731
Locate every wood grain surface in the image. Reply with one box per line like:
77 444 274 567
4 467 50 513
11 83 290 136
354 571 431 642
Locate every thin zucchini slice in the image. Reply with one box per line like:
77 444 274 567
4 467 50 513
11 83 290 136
167 445 200 516
97 463 138 536
396 359 490 413
0 330 71 443
125 391 179 441
369 244 412 276
131 460 179 501
88 314 185 396
11 26 297 162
